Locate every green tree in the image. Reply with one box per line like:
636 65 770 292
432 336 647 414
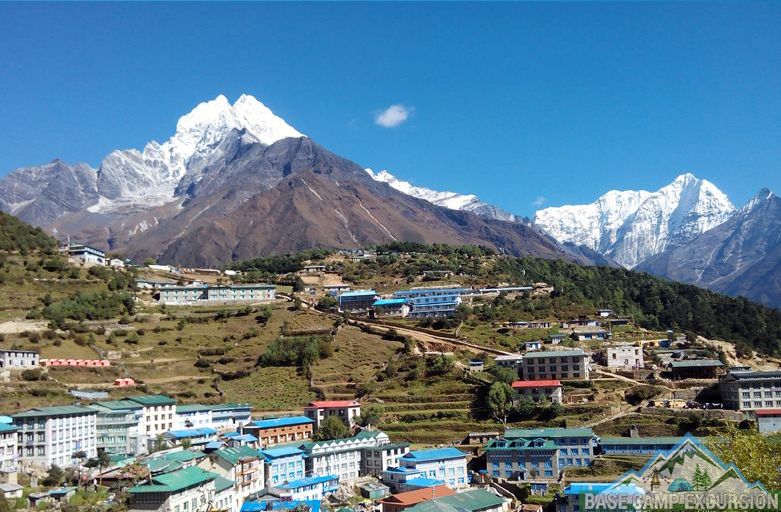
315 415 350 441
42 464 64 486
356 404 385 427
487 382 513 421
707 426 781 489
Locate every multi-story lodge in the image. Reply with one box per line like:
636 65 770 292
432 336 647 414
260 446 306 486
301 429 390 483
0 349 39 369
485 436 560 481
362 442 410 476
0 423 18 480
606 344 644 370
720 369 781 411
63 243 106 266
198 445 264 512
511 380 563 404
159 283 276 305
241 416 314 447
518 350 590 380
127 466 218 512
174 404 214 430
337 290 379 312
88 404 138 456
304 400 361 430
12 405 98 469
210 403 251 431
392 286 471 318
503 428 598 469
398 447 469 488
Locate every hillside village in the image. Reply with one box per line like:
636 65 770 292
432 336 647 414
0 218 780 511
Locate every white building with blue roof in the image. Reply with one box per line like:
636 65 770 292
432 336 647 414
399 447 469 487
393 286 472 318
337 290 379 312
272 474 339 501
260 446 306 486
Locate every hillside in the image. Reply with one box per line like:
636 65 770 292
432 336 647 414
0 211 57 253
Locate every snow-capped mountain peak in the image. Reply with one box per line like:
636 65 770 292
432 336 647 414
92 94 304 210
365 168 519 222
534 173 736 268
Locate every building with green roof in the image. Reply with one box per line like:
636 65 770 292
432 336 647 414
128 466 218 511
198 445 263 512
12 406 97 469
500 427 598 470
405 489 507 512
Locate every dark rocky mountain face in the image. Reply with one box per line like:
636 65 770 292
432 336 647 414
8 135 574 267
638 189 781 309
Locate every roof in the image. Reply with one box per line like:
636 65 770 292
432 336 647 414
215 445 260 465
670 359 724 368
754 409 781 417
12 405 96 419
381 485 455 506
261 446 305 459
403 478 445 488
339 290 378 298
402 447 466 462
176 404 214 413
486 438 557 451
728 370 781 380
165 427 217 439
277 474 338 489
384 466 421 474
521 350 586 359
494 354 523 360
252 416 314 429
599 436 681 446
504 427 595 439
406 489 506 512
94 399 143 411
512 380 561 388
210 402 251 412
214 475 234 493
306 400 359 409
128 466 217 494
0 424 17 433
563 483 613 496
373 298 409 307
128 394 176 406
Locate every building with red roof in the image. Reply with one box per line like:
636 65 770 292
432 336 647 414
754 409 781 434
304 400 361 430
511 380 563 404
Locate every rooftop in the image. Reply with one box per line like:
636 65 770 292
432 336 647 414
670 359 724 368
165 427 217 439
504 427 595 439
260 446 305 459
522 349 586 359
128 466 217 494
338 290 378 298
373 298 409 306
405 489 506 512
599 436 681 446
380 485 455 506
306 400 360 409
402 447 466 462
277 474 338 490
176 404 214 413
128 394 176 406
252 416 314 429
13 405 96 419
215 445 260 465
512 380 561 388
93 399 143 411
754 409 781 417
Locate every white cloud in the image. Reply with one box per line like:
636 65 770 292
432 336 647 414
532 196 546 207
375 104 413 128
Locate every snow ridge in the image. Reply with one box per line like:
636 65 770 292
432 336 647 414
534 173 736 268
92 94 304 211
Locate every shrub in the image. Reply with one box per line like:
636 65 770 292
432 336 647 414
21 369 43 381
194 359 211 369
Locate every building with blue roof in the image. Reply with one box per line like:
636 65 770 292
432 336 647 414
371 298 411 318
211 403 252 430
272 474 339 501
260 446 306 486
393 286 472 318
241 416 314 447
164 427 217 446
242 499 322 512
399 448 468 488
557 483 613 512
337 289 378 312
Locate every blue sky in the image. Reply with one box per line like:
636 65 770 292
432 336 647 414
1 2 779 217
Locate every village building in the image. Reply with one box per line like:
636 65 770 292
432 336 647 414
548 333 566 345
372 298 411 318
404 489 508 512
720 370 781 411
210 403 251 431
63 243 106 266
271 475 339 501
241 416 314 447
507 321 551 329
503 428 598 469
0 349 39 369
399 447 469 488
669 359 724 379
128 395 177 447
557 483 612 512
300 430 390 483
159 283 276 305
12 405 98 469
754 409 781 434
0 423 18 483
304 400 361 430
468 360 485 372
362 442 411 476
89 404 139 456
494 354 523 368
198 445 264 512
606 344 644 370
392 286 472 318
598 436 681 456
175 404 214 430
518 350 590 380
127 466 218 512
511 380 563 404
337 290 379 312
260 446 306 486
524 341 542 351
570 327 609 341
485 436 560 481
379 485 456 512
163 428 218 448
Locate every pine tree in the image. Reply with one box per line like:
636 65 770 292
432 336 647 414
692 464 706 491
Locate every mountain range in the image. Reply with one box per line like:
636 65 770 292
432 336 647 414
0 93 777 308
0 95 571 267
